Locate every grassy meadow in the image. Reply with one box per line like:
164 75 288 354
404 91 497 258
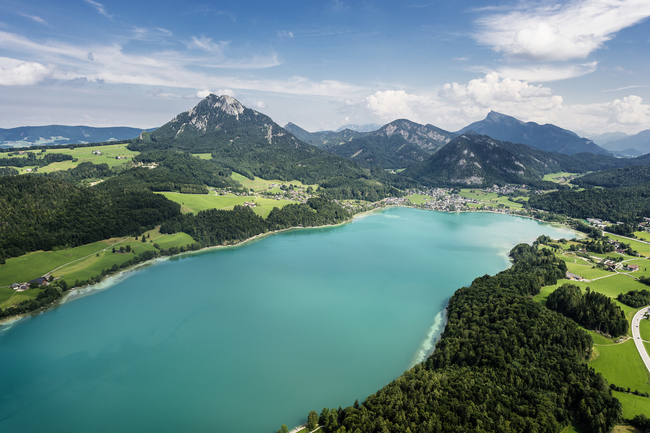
611 391 650 420
458 189 527 209
590 340 650 394
408 194 430 205
7 143 138 173
640 319 650 341
157 191 299 218
0 228 196 309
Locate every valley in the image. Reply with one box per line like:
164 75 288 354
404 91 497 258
2 94 650 433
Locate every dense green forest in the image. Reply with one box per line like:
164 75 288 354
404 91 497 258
617 289 650 308
160 198 351 247
0 175 181 262
546 284 629 337
96 150 239 194
310 241 621 433
573 165 650 188
529 183 650 222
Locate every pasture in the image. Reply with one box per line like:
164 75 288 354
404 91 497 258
6 143 138 173
590 340 650 395
157 192 298 218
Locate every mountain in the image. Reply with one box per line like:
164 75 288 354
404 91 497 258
399 133 646 187
335 123 381 133
585 131 629 145
283 123 368 148
601 129 650 155
0 125 154 148
325 119 456 169
457 111 611 155
128 95 413 198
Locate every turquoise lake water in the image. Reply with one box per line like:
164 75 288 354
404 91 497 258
0 208 575 433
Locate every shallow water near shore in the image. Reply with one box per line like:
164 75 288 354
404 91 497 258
0 208 574 433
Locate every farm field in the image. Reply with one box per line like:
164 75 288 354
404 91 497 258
157 192 299 218
0 228 196 310
192 153 212 160
6 143 138 173
0 286 45 309
611 391 650 419
231 172 318 193
542 172 580 184
408 194 430 205
590 340 650 395
605 234 650 257
565 261 613 280
458 189 527 209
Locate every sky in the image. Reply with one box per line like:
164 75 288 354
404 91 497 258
0 0 649 135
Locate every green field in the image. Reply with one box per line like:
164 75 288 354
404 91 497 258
0 228 196 309
612 391 650 419
640 319 650 341
408 194 430 205
157 192 299 218
590 340 650 394
542 172 579 184
458 189 526 209
8 143 138 174
0 286 46 309
231 172 318 193
605 234 650 258
633 231 650 243
565 261 613 280
192 153 212 160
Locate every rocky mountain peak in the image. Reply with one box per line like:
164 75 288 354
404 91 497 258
197 94 245 117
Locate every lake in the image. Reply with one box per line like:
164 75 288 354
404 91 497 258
0 208 575 433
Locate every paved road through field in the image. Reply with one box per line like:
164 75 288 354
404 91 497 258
631 307 650 373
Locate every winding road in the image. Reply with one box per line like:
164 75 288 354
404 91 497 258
631 307 650 373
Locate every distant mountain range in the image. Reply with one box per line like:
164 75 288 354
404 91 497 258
599 129 650 156
0 125 155 148
399 133 648 188
335 123 381 133
456 111 610 155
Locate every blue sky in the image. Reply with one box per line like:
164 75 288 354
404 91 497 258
0 0 649 135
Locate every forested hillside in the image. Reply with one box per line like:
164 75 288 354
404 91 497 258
0 176 181 262
528 183 650 222
312 241 621 433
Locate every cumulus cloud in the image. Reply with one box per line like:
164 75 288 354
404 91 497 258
255 101 267 109
475 0 650 62
0 60 51 85
364 74 564 129
363 74 649 134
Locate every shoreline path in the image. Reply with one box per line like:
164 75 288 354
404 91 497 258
631 307 650 373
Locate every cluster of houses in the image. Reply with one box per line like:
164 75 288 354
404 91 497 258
11 276 49 292
91 150 102 155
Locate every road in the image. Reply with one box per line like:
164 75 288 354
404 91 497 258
631 307 650 373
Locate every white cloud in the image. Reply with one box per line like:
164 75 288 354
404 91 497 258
365 90 432 123
475 0 650 62
0 60 51 85
487 62 598 82
84 0 112 19
255 101 267 109
570 95 650 127
278 31 294 39
18 13 47 25
0 31 353 96
196 89 212 98
187 36 228 54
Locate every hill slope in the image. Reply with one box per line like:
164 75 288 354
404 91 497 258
603 129 650 155
458 111 610 155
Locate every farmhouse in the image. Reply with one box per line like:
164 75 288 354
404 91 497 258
625 264 640 271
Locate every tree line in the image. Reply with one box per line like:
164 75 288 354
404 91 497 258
305 240 621 433
546 284 629 337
